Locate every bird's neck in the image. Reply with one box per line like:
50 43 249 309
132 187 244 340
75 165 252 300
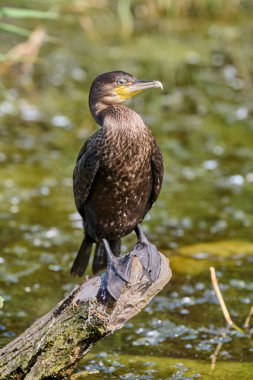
90 103 146 134
89 100 108 125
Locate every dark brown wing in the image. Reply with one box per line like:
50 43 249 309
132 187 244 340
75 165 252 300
73 130 102 218
149 141 164 208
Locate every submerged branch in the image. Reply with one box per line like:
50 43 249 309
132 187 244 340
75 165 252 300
210 331 227 371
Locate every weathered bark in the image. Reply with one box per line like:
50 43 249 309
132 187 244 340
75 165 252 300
0 253 171 380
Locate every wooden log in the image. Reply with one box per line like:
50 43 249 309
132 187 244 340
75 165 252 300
0 252 171 380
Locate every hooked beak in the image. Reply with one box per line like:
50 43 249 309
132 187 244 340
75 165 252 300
115 79 163 100
128 80 163 92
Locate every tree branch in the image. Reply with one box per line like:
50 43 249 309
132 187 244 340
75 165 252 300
0 253 171 380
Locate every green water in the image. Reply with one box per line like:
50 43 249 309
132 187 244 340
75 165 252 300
0 3 253 379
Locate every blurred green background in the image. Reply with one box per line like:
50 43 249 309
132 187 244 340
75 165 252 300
0 1 253 379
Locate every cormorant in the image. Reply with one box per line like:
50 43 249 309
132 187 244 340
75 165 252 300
71 71 163 297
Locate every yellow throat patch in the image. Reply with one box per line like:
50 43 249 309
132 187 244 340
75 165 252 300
114 85 143 101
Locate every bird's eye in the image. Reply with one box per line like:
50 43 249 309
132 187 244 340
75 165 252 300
117 79 125 85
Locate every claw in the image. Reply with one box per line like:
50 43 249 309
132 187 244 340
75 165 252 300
103 239 133 300
133 225 162 282
102 228 161 299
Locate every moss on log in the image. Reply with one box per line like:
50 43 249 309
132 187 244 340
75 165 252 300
0 253 171 380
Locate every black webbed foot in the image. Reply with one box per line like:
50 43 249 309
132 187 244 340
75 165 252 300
103 239 133 300
133 224 162 282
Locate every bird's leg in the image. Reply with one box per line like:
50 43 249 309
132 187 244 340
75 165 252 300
135 224 150 245
132 224 162 282
103 239 133 300
109 238 121 257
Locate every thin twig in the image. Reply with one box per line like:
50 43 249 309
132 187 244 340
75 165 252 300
209 267 244 333
210 331 227 370
243 305 253 329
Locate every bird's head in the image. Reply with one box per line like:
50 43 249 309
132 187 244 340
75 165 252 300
89 71 163 124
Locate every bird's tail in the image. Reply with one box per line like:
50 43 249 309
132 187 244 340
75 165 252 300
71 237 121 276
70 238 92 277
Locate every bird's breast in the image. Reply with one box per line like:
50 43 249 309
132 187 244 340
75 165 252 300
101 123 152 170
99 130 152 200
84 126 153 240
